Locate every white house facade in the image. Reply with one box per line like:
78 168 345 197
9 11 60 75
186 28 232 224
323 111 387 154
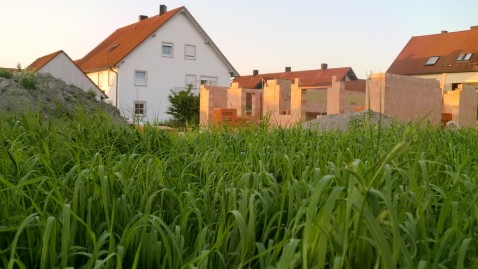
28 50 106 100
79 5 238 122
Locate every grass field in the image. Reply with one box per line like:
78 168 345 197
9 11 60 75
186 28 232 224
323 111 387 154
1 110 477 268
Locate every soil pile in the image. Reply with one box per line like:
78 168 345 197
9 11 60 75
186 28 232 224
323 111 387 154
302 110 398 131
0 72 124 123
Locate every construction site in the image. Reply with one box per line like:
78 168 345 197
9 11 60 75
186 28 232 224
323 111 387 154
200 67 477 128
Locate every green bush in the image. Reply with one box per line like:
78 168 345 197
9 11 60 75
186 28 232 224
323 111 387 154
166 84 199 126
20 72 36 90
87 89 97 99
0 69 13 79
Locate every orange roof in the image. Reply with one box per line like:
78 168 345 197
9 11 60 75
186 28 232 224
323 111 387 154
78 7 183 72
232 67 357 89
27 50 63 71
388 27 478 75
77 6 238 75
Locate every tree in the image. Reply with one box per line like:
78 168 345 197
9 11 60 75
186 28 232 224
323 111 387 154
166 84 199 126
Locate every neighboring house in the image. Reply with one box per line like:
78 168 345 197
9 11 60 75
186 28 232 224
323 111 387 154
387 26 478 92
232 64 359 89
77 5 239 122
28 50 106 99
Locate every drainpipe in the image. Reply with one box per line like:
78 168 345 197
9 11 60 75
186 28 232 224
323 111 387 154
109 67 119 107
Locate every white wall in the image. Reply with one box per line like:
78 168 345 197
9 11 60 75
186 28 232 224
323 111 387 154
87 69 117 105
415 72 478 91
39 52 105 100
116 11 233 122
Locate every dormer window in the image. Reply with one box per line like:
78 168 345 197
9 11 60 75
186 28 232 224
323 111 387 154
426 56 440 66
457 53 473 61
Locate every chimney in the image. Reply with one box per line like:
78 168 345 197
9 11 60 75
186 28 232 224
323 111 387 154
139 15 148 21
160 5 167 15
321 63 328 70
253 70 259 76
285 66 291 72
471 25 478 30
441 30 448 34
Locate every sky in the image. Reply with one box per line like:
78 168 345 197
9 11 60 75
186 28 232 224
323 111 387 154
0 0 477 79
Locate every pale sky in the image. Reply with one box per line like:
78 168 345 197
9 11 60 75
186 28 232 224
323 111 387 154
0 0 477 79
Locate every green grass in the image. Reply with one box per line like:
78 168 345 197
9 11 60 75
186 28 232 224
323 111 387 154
0 110 477 268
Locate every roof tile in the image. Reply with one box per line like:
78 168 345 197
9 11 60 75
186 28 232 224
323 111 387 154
388 28 478 75
77 7 183 72
27 50 63 71
233 67 357 88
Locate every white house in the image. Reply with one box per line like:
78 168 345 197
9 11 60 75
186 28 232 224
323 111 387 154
77 5 239 122
28 50 106 99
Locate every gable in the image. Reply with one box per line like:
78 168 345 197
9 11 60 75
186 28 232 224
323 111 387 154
29 51 107 98
388 28 478 75
77 6 238 76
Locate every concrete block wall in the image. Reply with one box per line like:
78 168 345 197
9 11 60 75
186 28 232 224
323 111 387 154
366 73 442 124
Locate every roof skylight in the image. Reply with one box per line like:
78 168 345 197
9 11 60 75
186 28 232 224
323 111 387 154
457 53 473 61
426 56 440 66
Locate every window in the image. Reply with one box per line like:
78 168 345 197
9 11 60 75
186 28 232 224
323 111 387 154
162 42 173 57
134 101 146 117
200 76 218 86
134 71 147 86
108 71 115 86
98 72 103 86
185 74 197 89
457 53 473 61
425 56 440 66
184 45 196 60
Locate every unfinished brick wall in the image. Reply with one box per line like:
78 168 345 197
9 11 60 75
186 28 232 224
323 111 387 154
263 79 299 127
327 80 366 115
442 84 477 127
199 85 228 126
226 82 262 121
366 73 442 125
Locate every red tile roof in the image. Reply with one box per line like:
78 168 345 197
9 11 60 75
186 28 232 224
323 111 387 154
27 50 63 71
232 67 357 88
388 27 478 75
77 7 183 72
344 80 366 92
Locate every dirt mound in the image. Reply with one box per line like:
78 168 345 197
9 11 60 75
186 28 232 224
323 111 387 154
302 110 398 131
0 72 124 123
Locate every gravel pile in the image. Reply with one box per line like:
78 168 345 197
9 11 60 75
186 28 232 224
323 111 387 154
302 110 398 132
0 72 125 124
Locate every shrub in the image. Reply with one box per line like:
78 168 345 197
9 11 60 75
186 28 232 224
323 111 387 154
166 84 199 126
87 89 97 99
0 69 13 79
20 72 36 90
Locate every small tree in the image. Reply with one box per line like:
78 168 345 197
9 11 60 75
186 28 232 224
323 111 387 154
166 84 199 126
